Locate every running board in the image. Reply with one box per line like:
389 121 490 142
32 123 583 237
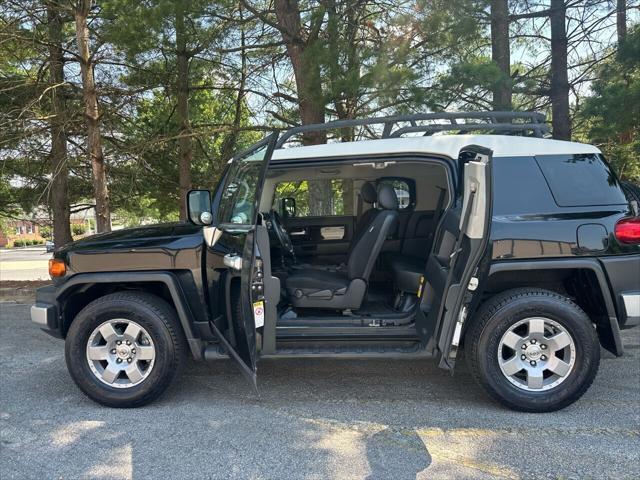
204 343 434 360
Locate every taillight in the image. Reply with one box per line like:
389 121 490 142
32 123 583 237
615 217 640 244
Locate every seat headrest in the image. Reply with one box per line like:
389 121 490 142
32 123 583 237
361 182 377 204
378 184 399 210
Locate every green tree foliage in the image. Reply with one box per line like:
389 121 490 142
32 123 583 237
579 25 640 181
1 1 637 229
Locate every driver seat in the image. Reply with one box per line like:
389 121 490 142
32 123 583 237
285 184 400 310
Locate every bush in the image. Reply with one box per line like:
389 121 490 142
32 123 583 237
13 240 24 247
39 225 52 239
72 223 87 236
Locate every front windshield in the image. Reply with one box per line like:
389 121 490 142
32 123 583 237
217 139 272 227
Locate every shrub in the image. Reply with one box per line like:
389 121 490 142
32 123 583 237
72 223 87 236
39 226 52 239
13 240 24 247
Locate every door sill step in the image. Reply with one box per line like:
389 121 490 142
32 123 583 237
204 343 434 360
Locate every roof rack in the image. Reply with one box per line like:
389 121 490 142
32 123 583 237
275 111 549 149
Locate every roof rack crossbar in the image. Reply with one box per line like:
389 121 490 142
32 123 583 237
275 111 548 148
392 122 549 137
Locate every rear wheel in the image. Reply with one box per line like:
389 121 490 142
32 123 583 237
465 288 600 412
65 292 186 407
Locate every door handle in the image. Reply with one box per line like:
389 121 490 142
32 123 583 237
289 228 307 236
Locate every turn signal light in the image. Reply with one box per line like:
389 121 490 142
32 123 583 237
49 259 66 277
615 217 640 244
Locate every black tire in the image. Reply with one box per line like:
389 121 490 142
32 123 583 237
65 292 187 408
465 288 600 412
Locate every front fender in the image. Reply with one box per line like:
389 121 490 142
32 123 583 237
55 271 206 359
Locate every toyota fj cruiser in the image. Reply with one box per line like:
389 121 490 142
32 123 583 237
32 112 640 411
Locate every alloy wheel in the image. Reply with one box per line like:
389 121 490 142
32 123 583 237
86 319 156 388
497 317 576 391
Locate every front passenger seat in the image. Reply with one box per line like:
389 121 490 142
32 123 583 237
285 184 400 310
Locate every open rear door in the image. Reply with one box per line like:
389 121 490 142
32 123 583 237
212 133 278 390
419 146 492 371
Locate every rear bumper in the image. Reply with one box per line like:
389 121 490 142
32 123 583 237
620 292 640 328
31 285 62 338
600 255 640 329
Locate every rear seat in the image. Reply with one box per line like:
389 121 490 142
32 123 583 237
386 213 459 294
386 253 424 294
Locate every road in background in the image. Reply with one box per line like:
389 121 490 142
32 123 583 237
1 298 639 479
0 247 51 281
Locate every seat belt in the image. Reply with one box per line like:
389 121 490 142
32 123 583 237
428 186 447 252
433 186 447 227
356 191 363 220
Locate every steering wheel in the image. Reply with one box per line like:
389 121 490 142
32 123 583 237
266 210 295 259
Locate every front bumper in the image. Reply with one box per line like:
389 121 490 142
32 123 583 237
31 285 62 337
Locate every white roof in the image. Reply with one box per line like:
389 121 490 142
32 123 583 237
271 135 600 161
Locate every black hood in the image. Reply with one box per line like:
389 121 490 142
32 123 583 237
58 222 202 253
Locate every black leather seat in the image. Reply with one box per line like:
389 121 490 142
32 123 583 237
387 254 425 294
349 181 378 254
386 211 459 294
286 184 400 310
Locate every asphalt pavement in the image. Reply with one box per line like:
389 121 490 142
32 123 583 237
0 247 51 281
1 298 639 479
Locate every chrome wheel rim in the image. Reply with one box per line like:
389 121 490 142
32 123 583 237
497 317 576 392
86 319 156 388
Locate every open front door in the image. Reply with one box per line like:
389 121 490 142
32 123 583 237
417 146 492 371
212 133 278 390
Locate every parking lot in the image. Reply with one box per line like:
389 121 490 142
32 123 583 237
1 291 639 479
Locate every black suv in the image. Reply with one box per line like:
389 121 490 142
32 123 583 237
31 112 640 411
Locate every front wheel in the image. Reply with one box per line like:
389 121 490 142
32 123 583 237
465 288 600 412
65 292 186 407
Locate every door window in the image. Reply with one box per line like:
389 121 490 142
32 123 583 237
273 179 354 217
217 139 274 228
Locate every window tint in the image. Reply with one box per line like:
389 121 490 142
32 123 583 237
492 156 558 215
535 154 627 207
273 179 354 217
377 178 414 210
217 140 272 226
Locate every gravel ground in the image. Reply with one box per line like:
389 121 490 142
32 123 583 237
1 298 639 480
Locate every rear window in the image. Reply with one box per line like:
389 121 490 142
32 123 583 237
377 178 415 210
534 154 627 207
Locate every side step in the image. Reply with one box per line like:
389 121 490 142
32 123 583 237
204 342 435 360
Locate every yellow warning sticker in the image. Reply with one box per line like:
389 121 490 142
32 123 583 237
417 276 425 298
253 301 265 328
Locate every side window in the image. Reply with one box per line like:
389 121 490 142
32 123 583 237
377 178 415 210
535 154 627 207
273 179 354 217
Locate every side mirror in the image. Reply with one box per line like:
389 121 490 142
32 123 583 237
187 190 213 225
281 197 296 218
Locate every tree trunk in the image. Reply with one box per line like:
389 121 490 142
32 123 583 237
75 0 111 232
274 0 331 215
617 0 627 45
274 0 325 145
46 2 73 247
490 0 512 110
549 0 570 140
219 5 247 164
175 4 192 221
